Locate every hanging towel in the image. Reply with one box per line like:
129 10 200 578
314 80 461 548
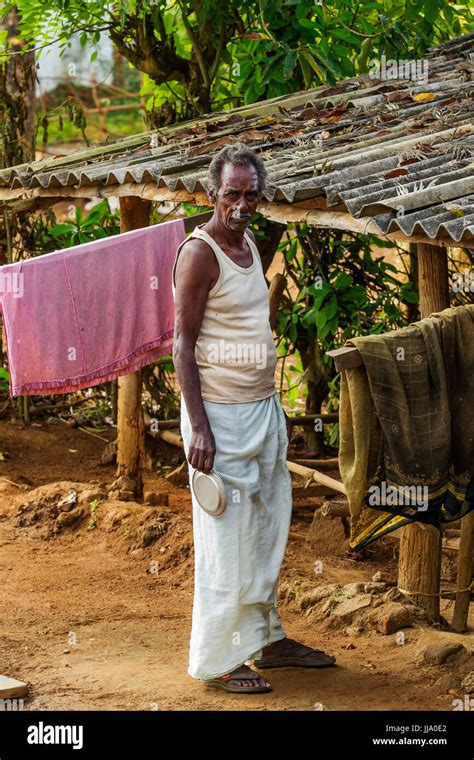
0 218 186 396
339 304 474 550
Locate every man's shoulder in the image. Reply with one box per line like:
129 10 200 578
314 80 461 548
174 235 218 288
177 235 215 262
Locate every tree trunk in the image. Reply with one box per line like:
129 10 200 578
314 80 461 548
397 243 449 622
2 7 36 164
115 197 151 497
300 341 330 455
113 48 126 89
259 220 286 275
407 243 419 322
0 6 37 417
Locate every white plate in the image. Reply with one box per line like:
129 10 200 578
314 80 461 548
191 469 227 516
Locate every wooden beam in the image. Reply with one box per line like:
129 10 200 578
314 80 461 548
418 242 450 315
151 424 346 496
1 181 472 249
327 346 362 371
257 201 469 248
289 413 339 424
148 412 339 428
286 459 346 495
0 182 211 210
158 430 183 448
146 418 180 430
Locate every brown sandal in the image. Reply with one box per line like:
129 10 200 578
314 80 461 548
253 638 336 669
203 667 272 693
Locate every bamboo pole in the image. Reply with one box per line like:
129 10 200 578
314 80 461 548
149 427 345 495
146 413 338 429
158 430 183 447
285 459 346 495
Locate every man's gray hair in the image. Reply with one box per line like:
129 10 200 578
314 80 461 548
208 142 267 195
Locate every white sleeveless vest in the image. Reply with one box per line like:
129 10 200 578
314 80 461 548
172 224 277 403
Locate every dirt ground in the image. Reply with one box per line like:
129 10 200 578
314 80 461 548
0 417 472 711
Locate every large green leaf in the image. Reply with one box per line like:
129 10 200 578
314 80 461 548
282 48 297 78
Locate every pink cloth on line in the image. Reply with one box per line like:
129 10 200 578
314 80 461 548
0 218 186 396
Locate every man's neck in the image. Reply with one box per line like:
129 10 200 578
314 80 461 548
205 214 248 249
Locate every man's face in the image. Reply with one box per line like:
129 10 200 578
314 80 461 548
212 162 260 233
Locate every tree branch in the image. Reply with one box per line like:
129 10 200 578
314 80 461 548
109 13 189 84
178 1 210 89
209 19 227 83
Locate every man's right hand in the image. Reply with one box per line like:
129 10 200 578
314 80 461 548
188 423 216 473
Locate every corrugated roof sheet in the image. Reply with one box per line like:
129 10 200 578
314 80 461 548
1 32 474 244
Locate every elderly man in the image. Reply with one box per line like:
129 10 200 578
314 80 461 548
172 142 336 693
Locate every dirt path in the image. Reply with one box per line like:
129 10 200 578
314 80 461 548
0 419 471 711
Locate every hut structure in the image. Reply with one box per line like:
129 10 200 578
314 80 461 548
1 32 473 630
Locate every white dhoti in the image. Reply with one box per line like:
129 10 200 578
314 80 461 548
180 390 293 680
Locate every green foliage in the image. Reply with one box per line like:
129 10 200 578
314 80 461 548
227 0 473 102
3 0 473 123
276 224 416 352
32 200 120 252
87 499 100 530
39 99 89 147
0 367 9 394
274 224 418 426
2 0 473 439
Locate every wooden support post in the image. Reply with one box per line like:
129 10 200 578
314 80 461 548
397 243 449 622
452 511 474 632
268 273 286 330
115 197 152 498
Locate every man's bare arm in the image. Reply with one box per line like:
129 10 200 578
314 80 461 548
173 238 218 472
